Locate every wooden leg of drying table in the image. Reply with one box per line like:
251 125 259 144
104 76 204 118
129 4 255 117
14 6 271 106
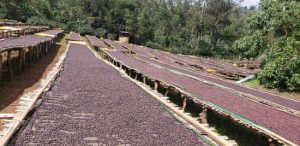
36 45 40 60
7 50 13 80
40 44 44 58
18 49 23 73
0 54 2 81
22 48 26 71
28 47 32 67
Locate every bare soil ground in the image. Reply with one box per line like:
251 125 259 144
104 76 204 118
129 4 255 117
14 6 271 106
0 35 67 130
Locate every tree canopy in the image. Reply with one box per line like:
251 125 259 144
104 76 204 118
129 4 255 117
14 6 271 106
1 0 299 91
234 0 300 91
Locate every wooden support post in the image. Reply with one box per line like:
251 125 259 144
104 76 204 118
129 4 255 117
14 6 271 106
135 73 138 80
18 48 24 73
143 76 146 84
7 50 13 80
35 46 39 61
46 42 50 54
129 69 132 77
199 107 208 124
34 46 37 61
46 41 49 54
0 54 2 81
154 81 158 91
41 43 45 55
41 44 44 57
49 40 52 45
45 42 47 54
164 88 170 97
37 44 41 60
28 47 32 67
40 44 44 57
22 48 26 71
182 96 187 111
31 46 35 62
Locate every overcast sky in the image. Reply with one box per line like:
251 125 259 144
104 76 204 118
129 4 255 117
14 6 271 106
241 0 260 7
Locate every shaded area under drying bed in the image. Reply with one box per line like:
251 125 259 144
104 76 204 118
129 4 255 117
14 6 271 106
12 44 205 145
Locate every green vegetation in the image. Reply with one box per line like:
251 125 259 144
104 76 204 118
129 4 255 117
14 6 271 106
243 79 260 88
235 0 300 91
0 0 253 57
0 0 299 91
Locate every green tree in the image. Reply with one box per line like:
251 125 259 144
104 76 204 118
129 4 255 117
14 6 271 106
234 0 300 91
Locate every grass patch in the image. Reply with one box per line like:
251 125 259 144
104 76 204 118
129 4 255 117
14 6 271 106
242 79 260 88
242 79 300 101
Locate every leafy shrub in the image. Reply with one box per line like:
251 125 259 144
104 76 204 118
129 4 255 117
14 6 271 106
27 16 61 28
233 31 265 59
287 74 300 91
258 38 300 91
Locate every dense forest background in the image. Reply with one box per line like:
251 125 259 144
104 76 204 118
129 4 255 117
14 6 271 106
0 0 299 91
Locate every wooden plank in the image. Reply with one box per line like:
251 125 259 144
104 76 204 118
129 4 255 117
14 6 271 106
0 114 14 119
